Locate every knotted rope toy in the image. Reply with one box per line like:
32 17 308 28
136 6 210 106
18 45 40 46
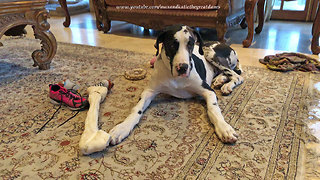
124 68 147 80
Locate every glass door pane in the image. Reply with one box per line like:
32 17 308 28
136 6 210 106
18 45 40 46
283 0 306 11
271 0 312 21
273 0 282 10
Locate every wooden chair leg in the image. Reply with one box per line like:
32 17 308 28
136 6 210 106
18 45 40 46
243 0 259 48
58 0 71 27
255 0 265 34
216 24 227 42
311 4 320 54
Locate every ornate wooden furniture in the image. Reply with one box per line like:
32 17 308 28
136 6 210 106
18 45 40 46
57 0 71 27
244 0 265 47
0 0 57 70
311 1 320 54
92 0 265 47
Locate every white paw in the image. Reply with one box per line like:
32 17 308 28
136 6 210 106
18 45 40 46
221 83 233 95
215 122 238 143
109 122 132 145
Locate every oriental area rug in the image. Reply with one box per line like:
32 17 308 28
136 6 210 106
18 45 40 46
0 38 319 180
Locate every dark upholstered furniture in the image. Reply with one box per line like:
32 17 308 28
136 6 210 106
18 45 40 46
0 0 57 70
92 0 265 47
311 1 320 54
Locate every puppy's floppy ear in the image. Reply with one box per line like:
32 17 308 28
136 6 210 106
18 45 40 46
193 30 204 55
154 31 166 56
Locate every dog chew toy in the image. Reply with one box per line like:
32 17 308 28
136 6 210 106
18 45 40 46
79 80 114 155
124 68 147 80
58 79 80 91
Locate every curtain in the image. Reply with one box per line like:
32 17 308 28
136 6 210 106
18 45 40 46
265 0 276 21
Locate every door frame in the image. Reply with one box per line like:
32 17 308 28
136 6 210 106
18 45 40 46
271 0 316 21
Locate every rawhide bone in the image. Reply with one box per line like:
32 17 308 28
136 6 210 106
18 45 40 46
79 80 113 155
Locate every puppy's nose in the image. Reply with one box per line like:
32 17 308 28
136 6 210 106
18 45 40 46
176 63 189 75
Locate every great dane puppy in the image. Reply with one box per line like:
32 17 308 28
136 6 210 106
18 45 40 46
109 25 243 144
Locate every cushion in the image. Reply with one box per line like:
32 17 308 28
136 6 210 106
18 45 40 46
0 0 44 3
105 0 219 10
153 0 218 8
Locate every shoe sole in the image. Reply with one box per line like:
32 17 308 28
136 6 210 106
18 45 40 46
50 99 86 111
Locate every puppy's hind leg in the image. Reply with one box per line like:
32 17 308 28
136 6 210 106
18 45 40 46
109 88 158 145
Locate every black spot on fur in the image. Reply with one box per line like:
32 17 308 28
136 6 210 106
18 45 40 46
138 111 142 114
189 56 193 72
223 69 233 77
154 25 182 59
202 81 214 92
192 54 207 82
213 103 217 106
213 44 233 58
234 65 242 75
187 37 195 54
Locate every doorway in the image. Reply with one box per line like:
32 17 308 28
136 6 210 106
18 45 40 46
271 0 317 21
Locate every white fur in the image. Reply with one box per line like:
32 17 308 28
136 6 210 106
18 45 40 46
173 27 192 76
109 26 239 144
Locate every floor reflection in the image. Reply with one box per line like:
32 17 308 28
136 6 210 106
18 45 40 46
106 19 315 54
51 13 317 54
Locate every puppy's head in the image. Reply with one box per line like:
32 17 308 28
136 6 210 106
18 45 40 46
154 25 204 77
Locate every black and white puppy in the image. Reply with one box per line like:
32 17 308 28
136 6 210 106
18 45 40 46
109 25 243 144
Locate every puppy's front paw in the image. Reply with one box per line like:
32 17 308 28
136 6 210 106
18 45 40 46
215 122 238 144
213 76 228 88
221 83 233 95
109 122 132 145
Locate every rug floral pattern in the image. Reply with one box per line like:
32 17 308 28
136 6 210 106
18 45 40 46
0 38 319 179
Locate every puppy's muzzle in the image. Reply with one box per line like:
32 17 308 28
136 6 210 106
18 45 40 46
176 63 189 76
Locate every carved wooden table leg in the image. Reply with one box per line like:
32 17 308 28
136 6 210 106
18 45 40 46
311 3 320 54
92 0 111 33
30 10 57 70
255 0 265 34
58 0 71 27
243 0 259 47
0 0 56 70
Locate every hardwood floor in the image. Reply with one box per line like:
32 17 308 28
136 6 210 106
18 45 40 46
23 12 318 68
44 13 315 54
